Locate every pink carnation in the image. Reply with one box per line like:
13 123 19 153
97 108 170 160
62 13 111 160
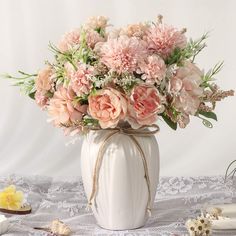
65 62 93 97
58 29 80 52
120 23 149 38
86 30 105 49
146 24 187 58
127 84 165 129
48 87 87 126
138 55 166 84
100 36 147 74
35 66 53 92
85 16 109 30
35 90 48 108
88 88 127 128
170 61 204 115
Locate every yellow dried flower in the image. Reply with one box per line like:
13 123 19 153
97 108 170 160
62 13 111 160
0 185 23 210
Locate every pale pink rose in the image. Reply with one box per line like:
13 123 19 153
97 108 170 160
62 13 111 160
100 36 147 74
127 84 165 129
35 90 48 108
65 62 94 97
48 87 87 126
138 55 166 84
88 88 127 128
170 61 204 115
58 28 80 52
35 66 53 92
146 24 187 58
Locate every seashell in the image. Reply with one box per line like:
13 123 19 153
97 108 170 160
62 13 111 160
207 207 222 220
50 219 71 236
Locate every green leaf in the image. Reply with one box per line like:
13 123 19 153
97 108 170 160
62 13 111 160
198 111 217 121
161 113 177 130
29 91 36 100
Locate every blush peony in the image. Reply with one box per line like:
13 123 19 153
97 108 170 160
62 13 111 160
127 84 165 128
170 61 204 115
88 88 127 128
48 87 87 126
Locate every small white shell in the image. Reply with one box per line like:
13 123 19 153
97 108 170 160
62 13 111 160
50 219 71 236
0 215 10 234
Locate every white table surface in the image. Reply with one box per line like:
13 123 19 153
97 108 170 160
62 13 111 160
0 175 235 236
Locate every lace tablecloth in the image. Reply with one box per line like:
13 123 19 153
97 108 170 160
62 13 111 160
0 175 235 236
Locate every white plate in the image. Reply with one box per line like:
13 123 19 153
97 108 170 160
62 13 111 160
0 215 9 234
206 204 236 230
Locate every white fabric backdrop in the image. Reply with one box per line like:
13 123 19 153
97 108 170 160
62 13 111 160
0 0 235 177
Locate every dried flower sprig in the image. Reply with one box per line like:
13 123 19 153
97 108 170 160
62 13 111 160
34 219 72 236
0 185 24 210
186 215 212 236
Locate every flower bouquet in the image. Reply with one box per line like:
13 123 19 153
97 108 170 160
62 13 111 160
4 16 234 230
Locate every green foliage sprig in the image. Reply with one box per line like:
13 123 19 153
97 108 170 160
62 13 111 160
165 33 208 66
201 61 224 88
2 71 37 99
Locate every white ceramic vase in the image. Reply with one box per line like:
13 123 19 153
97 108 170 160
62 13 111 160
81 129 160 230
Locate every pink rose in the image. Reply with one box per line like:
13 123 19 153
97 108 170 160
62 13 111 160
127 84 164 129
170 61 204 115
88 88 127 128
35 66 53 92
65 62 94 97
48 87 87 126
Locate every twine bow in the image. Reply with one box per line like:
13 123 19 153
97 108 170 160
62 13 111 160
87 124 160 216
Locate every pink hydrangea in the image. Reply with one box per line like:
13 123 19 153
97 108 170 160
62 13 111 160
146 24 187 58
48 87 87 126
58 29 80 52
100 36 147 74
138 55 166 84
88 88 127 128
65 62 94 97
170 61 204 115
127 84 165 129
